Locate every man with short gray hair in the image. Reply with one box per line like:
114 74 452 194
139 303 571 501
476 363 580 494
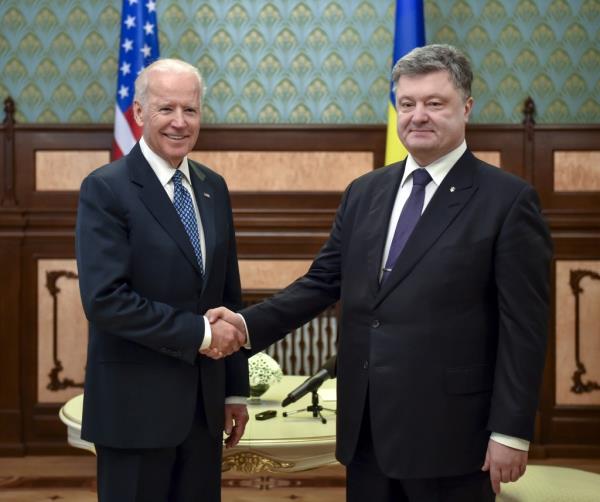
208 44 551 501
76 58 249 501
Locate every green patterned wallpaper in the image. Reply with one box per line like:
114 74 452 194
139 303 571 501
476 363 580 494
0 0 598 124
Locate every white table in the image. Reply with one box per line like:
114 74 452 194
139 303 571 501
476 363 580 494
59 376 337 473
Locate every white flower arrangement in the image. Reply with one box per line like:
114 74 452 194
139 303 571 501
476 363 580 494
248 352 283 387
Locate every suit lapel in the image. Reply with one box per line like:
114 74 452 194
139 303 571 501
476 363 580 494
127 144 203 277
374 150 479 308
365 162 405 298
189 161 215 292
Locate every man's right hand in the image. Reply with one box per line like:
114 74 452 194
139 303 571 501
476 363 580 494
200 307 248 360
200 314 246 359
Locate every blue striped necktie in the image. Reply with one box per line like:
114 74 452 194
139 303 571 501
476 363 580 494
381 168 432 284
172 169 204 275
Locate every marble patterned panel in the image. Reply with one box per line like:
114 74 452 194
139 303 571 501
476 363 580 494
35 150 110 191
472 150 500 167
239 259 311 290
189 151 373 191
554 151 600 192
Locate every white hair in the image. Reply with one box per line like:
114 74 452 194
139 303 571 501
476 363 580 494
134 58 205 106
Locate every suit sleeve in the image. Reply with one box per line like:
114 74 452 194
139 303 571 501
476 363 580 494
488 184 552 440
76 173 204 365
242 181 353 353
217 175 250 397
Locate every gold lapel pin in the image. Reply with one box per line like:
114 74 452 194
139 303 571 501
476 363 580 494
203 192 211 198
449 186 456 192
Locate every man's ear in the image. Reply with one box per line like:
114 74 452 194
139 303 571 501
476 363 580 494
133 100 144 126
463 96 474 123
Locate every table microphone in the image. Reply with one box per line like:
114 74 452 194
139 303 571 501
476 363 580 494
281 356 336 407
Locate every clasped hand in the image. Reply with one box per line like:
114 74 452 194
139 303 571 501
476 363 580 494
200 307 247 359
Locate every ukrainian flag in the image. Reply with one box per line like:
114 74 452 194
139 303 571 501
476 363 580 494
385 0 426 165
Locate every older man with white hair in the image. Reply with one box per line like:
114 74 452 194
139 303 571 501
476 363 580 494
76 58 248 502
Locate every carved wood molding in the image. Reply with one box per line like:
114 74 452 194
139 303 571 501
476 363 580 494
221 452 295 473
569 269 600 394
45 270 84 392
1 97 16 207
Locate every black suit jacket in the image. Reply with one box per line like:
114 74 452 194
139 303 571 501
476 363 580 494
243 150 551 479
76 143 248 449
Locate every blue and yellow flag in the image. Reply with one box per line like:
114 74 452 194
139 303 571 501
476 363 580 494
384 0 426 165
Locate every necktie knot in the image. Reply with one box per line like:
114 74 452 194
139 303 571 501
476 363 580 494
172 169 183 186
412 168 431 188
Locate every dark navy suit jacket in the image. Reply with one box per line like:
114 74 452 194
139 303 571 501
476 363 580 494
243 150 551 479
76 143 248 449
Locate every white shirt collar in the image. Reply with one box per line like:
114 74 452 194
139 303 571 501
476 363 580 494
139 136 191 187
402 140 467 187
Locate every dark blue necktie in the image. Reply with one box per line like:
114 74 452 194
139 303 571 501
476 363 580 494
381 168 432 284
172 169 204 275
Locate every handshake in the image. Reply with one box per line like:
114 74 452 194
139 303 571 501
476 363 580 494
199 307 248 360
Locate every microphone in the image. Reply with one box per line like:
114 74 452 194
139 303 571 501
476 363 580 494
281 356 336 407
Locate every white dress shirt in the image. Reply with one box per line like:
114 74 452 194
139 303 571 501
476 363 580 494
381 140 529 452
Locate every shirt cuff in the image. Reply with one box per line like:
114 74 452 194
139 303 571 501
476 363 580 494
490 432 530 451
200 316 212 350
237 313 251 348
225 396 248 405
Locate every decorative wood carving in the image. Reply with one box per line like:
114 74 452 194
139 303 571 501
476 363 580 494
570 269 600 394
221 452 294 473
45 270 84 392
1 97 16 206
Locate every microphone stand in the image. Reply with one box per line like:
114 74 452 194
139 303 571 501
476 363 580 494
282 389 336 424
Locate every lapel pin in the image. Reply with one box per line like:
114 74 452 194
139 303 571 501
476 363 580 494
203 192 211 198
449 186 456 192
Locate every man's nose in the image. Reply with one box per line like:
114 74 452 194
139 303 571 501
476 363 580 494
171 109 185 127
411 103 428 123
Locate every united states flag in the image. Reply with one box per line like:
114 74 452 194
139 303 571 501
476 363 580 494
113 0 160 159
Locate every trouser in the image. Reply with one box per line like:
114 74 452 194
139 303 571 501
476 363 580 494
346 397 495 502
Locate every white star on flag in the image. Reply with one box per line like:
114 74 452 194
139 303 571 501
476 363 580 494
128 0 138 5
122 38 133 52
118 85 129 100
146 0 156 13
140 44 152 58
143 22 154 35
120 62 131 76
124 15 136 29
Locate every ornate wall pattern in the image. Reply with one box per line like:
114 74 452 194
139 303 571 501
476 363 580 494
0 0 598 124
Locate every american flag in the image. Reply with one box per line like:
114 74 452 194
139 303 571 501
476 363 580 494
113 0 160 159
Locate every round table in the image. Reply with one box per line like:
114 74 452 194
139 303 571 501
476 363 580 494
59 376 337 473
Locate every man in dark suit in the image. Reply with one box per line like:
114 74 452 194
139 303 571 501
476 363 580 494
207 45 552 501
76 58 249 502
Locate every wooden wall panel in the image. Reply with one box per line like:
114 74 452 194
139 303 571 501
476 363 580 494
0 234 24 455
533 126 600 231
1 97 599 457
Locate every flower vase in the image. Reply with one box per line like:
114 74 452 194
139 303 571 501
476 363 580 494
248 383 270 403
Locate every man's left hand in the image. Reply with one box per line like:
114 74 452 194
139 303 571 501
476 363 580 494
223 403 249 449
482 438 528 494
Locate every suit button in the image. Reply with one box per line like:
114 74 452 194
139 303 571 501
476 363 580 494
371 320 380 328
363 361 369 370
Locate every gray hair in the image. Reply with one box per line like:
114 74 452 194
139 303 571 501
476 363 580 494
391 44 472 101
134 58 205 106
